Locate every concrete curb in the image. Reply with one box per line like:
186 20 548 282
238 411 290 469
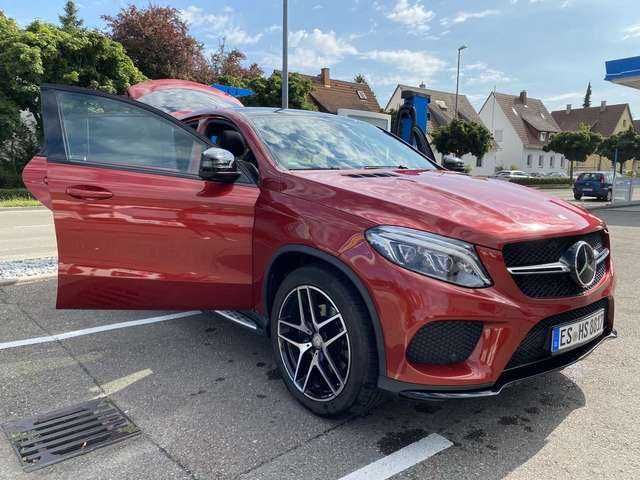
0 206 47 212
584 200 640 211
0 273 57 287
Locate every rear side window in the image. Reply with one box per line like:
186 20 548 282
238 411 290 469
56 91 206 174
578 173 603 181
136 88 239 114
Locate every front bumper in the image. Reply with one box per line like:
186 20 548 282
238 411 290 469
380 329 617 399
341 235 616 390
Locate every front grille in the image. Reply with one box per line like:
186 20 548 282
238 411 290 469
407 321 483 365
1 398 139 472
506 298 610 370
503 230 607 298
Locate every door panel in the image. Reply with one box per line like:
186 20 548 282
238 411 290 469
41 84 258 310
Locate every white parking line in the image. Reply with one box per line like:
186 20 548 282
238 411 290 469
0 311 202 350
338 433 452 480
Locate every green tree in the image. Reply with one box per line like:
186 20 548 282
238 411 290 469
209 38 262 84
543 124 602 178
103 5 210 83
354 73 366 84
59 1 83 30
0 16 145 128
583 82 592 108
597 127 640 174
0 13 144 187
431 118 493 161
236 71 316 110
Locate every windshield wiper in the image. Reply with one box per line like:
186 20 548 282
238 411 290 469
363 165 408 169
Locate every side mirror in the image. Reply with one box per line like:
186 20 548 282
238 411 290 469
199 147 239 182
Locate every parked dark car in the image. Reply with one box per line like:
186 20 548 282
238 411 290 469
573 172 614 201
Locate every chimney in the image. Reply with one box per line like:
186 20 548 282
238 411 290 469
566 104 572 114
600 100 606 112
320 67 330 87
519 90 527 104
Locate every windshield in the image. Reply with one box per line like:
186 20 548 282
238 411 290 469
136 88 239 113
244 113 436 170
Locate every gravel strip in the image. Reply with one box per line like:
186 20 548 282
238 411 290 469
0 257 58 280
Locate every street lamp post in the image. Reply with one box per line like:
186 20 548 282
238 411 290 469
282 0 288 109
455 45 467 118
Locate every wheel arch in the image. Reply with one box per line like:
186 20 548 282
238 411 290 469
263 245 387 376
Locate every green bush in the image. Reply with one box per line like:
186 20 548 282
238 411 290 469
508 177 572 187
0 188 33 200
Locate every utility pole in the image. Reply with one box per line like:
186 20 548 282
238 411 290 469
282 0 289 109
455 45 467 118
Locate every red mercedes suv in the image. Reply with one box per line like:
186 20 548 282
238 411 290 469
23 82 616 416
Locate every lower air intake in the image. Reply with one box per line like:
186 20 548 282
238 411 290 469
407 321 483 365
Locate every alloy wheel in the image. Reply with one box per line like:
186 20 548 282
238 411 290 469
277 285 351 402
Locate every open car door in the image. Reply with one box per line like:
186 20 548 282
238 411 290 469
40 84 258 310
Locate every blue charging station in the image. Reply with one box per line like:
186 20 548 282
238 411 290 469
392 90 436 161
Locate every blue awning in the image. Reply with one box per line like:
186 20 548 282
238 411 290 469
212 84 254 98
605 56 640 89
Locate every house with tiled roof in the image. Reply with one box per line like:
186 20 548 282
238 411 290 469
551 102 634 171
478 90 565 175
386 85 492 174
299 68 381 114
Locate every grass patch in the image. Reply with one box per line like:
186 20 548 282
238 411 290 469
0 188 40 208
0 197 41 207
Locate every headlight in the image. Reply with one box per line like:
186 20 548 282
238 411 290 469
365 226 492 288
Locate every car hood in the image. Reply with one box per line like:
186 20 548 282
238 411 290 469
284 169 604 249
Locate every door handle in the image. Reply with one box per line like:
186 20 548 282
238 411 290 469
66 185 113 200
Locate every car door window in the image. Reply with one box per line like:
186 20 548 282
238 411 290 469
56 90 206 174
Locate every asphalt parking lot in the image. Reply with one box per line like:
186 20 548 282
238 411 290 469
1 206 639 479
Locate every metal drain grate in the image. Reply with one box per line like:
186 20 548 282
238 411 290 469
1 398 140 472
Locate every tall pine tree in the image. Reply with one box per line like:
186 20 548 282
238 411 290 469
59 1 83 30
583 82 592 108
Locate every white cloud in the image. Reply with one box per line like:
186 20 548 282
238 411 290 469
363 50 446 86
441 9 500 26
542 92 582 102
462 62 512 85
179 6 262 46
313 4 323 9
511 0 573 6
260 29 358 71
623 23 640 40
386 0 435 32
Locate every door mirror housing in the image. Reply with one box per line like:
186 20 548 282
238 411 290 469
199 147 239 181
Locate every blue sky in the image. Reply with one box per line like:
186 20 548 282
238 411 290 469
2 0 640 115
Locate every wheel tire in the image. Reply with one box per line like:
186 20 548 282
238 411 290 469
574 193 582 200
270 265 384 417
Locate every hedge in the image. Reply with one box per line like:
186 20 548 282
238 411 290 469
0 188 34 200
507 177 572 187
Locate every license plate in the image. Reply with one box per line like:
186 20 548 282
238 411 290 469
551 309 605 354
582 188 592 192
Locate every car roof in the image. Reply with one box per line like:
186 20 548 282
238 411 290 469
178 107 351 122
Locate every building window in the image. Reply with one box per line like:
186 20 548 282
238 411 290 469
527 154 532 167
476 157 482 167
539 132 547 141
623 119 627 128
538 155 544 167
356 90 367 100
550 156 555 168
494 129 503 142
560 157 565 168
